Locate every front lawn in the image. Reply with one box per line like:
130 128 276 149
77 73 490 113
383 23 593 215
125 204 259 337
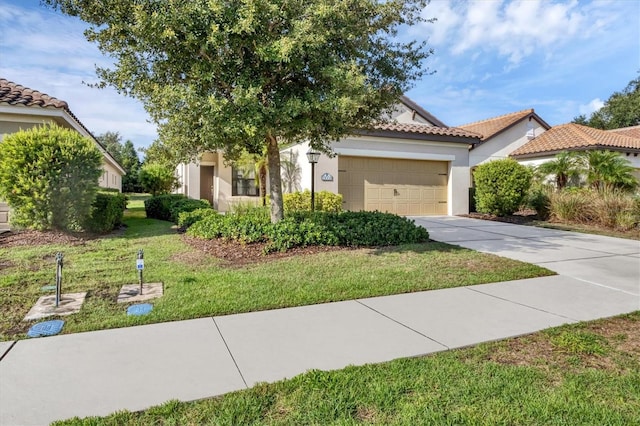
55 311 640 425
0 199 553 340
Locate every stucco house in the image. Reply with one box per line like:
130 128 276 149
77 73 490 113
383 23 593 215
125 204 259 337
459 109 550 168
0 78 126 229
176 96 482 215
510 123 640 180
277 97 482 216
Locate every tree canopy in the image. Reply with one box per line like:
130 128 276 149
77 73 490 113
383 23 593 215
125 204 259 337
45 0 432 222
573 73 640 130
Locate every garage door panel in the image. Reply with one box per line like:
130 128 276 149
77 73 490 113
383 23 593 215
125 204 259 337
339 156 448 216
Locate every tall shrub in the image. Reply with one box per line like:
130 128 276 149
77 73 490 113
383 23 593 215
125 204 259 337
0 124 102 231
474 159 533 216
85 191 128 233
139 163 178 195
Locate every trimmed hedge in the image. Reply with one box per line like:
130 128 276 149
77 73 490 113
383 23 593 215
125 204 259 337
283 190 343 212
144 194 211 223
144 194 186 221
85 192 128 233
177 208 220 229
169 198 211 223
187 207 429 253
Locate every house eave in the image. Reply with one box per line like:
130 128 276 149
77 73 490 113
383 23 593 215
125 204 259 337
510 145 640 159
354 129 480 146
472 112 552 148
0 103 126 175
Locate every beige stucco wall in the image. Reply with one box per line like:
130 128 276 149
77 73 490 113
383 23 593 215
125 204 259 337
176 162 201 200
175 151 262 212
469 118 547 167
283 136 472 216
388 103 432 125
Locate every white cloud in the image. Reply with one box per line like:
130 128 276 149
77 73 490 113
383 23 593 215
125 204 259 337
420 0 606 65
0 3 157 151
579 98 605 116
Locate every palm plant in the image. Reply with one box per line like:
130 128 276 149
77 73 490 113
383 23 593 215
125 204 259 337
280 150 302 193
580 150 638 191
535 151 582 190
236 150 269 206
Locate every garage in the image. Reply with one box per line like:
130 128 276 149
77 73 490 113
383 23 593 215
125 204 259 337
338 156 448 215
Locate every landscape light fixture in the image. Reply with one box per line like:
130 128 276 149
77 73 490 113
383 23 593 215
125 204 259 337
306 149 321 211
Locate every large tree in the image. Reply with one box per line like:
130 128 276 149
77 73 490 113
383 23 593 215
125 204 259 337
120 140 142 192
97 131 142 192
96 131 124 163
45 0 432 222
573 74 640 130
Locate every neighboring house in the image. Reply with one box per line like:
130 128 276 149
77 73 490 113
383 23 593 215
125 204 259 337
459 109 550 168
610 124 640 140
176 96 482 215
510 123 640 180
0 78 126 229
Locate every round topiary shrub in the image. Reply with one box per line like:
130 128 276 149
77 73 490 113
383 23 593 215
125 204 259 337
473 159 533 216
0 124 103 231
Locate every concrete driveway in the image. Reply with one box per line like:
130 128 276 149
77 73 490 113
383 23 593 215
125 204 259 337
410 216 640 297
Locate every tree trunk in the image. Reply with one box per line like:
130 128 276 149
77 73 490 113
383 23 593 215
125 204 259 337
259 163 268 206
266 133 284 223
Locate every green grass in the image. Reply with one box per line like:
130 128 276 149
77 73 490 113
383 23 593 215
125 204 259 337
0 197 553 340
54 312 640 425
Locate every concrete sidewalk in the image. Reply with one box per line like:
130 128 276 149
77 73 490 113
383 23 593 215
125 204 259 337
1 217 639 425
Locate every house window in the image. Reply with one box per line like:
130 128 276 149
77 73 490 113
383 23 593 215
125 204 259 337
232 167 259 196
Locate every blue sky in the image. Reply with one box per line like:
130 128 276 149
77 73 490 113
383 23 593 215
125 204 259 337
1 0 639 155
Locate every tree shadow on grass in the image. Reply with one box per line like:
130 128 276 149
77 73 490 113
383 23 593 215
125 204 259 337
367 241 469 257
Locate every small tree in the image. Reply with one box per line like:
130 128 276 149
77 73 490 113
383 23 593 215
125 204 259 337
0 124 102 231
535 151 582 189
580 150 638 191
474 159 533 216
139 163 178 196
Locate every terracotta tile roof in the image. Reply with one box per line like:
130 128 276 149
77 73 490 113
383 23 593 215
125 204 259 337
511 123 640 157
370 122 482 139
0 78 68 109
0 77 126 174
609 125 640 139
459 109 550 141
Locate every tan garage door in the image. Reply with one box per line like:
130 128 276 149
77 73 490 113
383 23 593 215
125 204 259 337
338 156 448 215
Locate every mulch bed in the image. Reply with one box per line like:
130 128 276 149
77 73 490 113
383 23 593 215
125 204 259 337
182 235 352 267
462 210 540 225
0 229 87 248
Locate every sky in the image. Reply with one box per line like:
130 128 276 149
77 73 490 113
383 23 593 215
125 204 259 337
1 0 639 157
